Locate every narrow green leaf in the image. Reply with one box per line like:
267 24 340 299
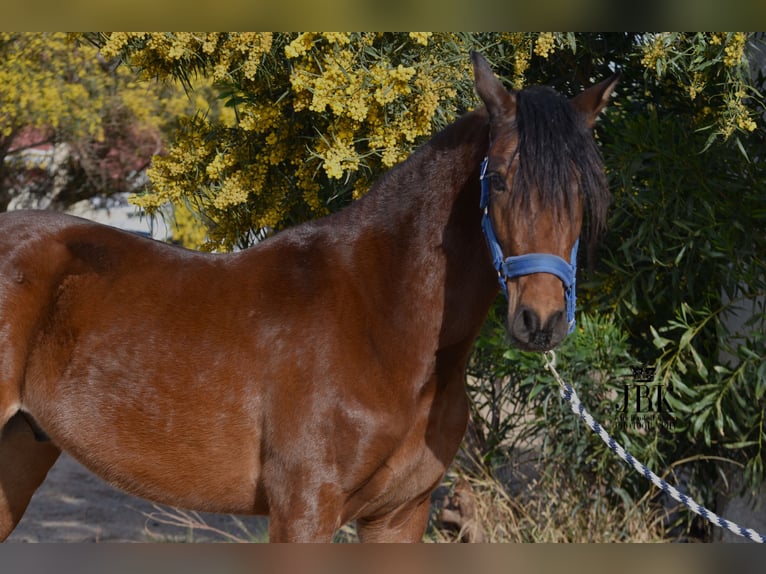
679 328 694 350
529 383 547 400
664 391 693 414
688 345 709 379
650 326 671 349
714 403 724 435
692 409 711 434
723 440 758 449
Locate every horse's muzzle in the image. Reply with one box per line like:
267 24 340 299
508 305 568 352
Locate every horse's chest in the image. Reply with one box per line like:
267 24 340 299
347 386 469 518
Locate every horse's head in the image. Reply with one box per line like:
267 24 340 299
471 51 618 352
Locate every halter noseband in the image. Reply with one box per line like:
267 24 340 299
479 157 578 334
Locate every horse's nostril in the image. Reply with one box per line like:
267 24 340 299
521 307 539 334
545 309 566 333
512 306 540 343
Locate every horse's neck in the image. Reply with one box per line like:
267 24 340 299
350 110 498 348
358 110 489 243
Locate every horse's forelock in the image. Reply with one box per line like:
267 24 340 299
513 86 610 242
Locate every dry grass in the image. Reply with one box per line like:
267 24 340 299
140 505 361 543
141 505 264 543
430 452 669 543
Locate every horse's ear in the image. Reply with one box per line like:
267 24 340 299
572 74 620 128
471 50 516 122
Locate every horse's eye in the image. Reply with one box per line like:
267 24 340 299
489 173 506 192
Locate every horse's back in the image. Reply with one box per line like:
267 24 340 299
0 211 268 512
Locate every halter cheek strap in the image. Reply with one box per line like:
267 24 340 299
479 157 579 334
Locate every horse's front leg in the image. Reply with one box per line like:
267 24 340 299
265 479 343 543
268 513 338 543
0 413 61 541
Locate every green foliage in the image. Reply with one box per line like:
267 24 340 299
466 33 766 540
467 307 657 499
595 60 766 508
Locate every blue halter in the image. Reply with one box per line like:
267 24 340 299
479 157 579 334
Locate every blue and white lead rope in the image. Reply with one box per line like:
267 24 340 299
543 351 766 543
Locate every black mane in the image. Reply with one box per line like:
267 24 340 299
514 85 610 242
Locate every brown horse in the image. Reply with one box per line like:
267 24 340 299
0 52 616 542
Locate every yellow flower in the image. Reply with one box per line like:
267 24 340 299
737 114 757 132
345 91 369 122
206 153 228 179
723 32 747 67
285 33 315 59
202 34 218 54
323 142 359 179
322 32 350 45
168 32 194 60
100 32 130 59
688 73 704 100
409 32 432 46
513 50 530 89
172 201 208 249
213 172 251 209
390 64 416 82
534 33 556 59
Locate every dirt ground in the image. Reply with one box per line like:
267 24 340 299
7 453 268 543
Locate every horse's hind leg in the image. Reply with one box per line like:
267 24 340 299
0 413 60 541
